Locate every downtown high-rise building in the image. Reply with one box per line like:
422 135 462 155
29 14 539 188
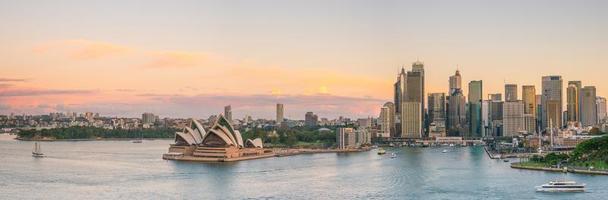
597 97 607 123
276 103 284 125
402 102 422 138
382 102 396 137
522 85 537 133
447 70 467 137
503 83 524 137
489 93 502 101
393 61 425 138
428 93 446 137
541 76 563 129
581 86 597 126
503 100 525 137
224 105 232 122
468 80 483 138
488 98 504 137
567 82 580 123
568 81 583 122
505 84 518 102
379 105 391 138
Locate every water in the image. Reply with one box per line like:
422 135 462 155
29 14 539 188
1 135 606 200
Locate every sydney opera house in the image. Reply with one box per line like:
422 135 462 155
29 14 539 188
163 114 272 162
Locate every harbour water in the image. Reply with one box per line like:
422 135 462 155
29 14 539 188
1 135 606 199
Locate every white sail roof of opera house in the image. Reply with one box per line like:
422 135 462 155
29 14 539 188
246 138 263 148
174 114 263 148
174 118 207 146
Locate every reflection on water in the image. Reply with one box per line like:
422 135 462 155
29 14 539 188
0 139 605 199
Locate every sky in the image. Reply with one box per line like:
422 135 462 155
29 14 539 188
1 0 607 119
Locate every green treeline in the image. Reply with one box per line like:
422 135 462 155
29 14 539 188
529 135 608 170
17 126 177 140
241 127 336 148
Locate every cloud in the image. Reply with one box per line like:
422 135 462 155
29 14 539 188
0 89 97 97
33 39 131 60
0 78 26 82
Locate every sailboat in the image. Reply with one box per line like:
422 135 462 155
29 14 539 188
32 142 45 157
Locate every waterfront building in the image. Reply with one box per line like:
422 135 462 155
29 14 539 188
567 83 580 123
503 100 525 137
522 85 536 132
402 102 422 138
305 112 318 127
356 129 372 146
224 105 232 122
142 112 157 124
394 68 407 135
505 84 518 101
276 103 284 125
337 128 356 149
165 115 267 162
597 97 607 123
428 93 446 138
382 102 396 137
541 76 563 128
447 70 467 137
581 86 597 127
393 61 425 138
378 106 391 138
468 80 483 138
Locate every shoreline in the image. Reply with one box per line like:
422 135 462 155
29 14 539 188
511 162 608 175
163 147 372 162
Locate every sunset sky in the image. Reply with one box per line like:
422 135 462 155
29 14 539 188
1 0 607 119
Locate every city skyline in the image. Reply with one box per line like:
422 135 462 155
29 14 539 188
1 0 608 119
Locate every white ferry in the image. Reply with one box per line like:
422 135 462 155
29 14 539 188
535 181 585 192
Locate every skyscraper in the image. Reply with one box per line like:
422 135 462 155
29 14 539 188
276 103 284 124
447 70 466 137
224 105 232 122
597 97 607 123
402 102 422 138
428 93 446 137
503 100 525 137
394 68 407 136
541 76 563 129
393 62 425 138
522 85 537 133
567 83 580 123
379 106 391 138
581 86 597 126
382 102 396 137
505 84 518 101
468 80 483 138
568 81 583 121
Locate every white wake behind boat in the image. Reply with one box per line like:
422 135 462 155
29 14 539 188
32 142 45 157
536 181 585 192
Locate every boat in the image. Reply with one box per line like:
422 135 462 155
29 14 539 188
390 153 397 158
536 181 585 192
442 149 448 153
503 159 509 162
449 144 455 147
32 142 45 157
377 148 386 155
